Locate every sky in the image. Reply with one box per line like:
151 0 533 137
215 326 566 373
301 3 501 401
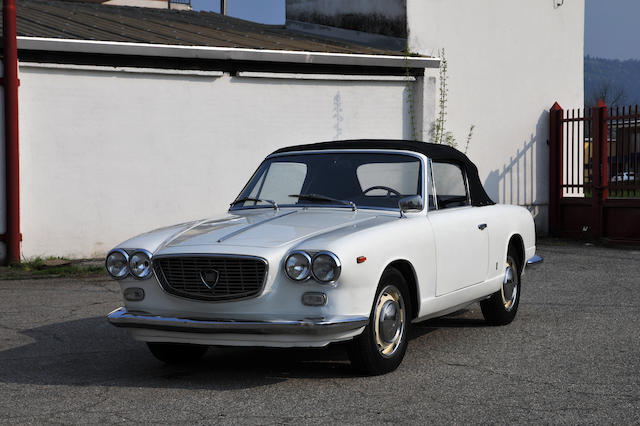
192 0 639 61
585 0 640 60
191 0 285 25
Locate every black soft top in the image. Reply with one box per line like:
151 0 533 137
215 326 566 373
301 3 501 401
272 139 494 207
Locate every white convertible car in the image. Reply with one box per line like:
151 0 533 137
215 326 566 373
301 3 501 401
107 140 538 375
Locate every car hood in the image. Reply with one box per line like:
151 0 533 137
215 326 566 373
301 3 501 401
146 208 386 252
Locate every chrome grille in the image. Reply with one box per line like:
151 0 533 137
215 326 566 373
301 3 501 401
153 255 267 301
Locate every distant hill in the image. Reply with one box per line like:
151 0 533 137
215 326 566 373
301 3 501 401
585 56 640 107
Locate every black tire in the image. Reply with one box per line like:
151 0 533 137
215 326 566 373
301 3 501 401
147 342 208 364
480 247 521 325
348 267 412 375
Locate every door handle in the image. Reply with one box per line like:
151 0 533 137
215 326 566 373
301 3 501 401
478 223 487 230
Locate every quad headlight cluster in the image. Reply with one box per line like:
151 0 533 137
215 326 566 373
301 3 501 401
105 248 153 280
284 250 341 283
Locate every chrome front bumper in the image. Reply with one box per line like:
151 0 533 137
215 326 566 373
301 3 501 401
107 307 369 336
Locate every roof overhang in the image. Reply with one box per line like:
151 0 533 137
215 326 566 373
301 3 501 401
17 36 440 69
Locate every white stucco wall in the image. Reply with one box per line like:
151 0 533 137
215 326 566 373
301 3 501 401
408 0 585 233
17 64 423 258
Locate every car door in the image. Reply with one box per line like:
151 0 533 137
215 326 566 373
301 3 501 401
427 161 489 296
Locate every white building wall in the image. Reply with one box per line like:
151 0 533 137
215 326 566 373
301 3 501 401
18 64 421 258
408 0 585 233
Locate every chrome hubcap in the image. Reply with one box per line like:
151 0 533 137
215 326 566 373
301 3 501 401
379 300 400 343
501 257 518 311
374 285 405 358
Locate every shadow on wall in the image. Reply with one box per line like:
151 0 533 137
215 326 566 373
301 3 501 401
484 111 549 232
333 91 343 140
402 85 414 140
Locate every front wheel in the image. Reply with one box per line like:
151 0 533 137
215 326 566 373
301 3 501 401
480 249 521 325
348 267 412 375
147 342 208 364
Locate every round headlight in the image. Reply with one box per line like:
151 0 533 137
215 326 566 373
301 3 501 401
129 250 153 279
311 251 341 283
106 249 129 279
285 251 311 281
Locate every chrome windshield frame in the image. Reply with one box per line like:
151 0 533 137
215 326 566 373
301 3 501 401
230 149 427 214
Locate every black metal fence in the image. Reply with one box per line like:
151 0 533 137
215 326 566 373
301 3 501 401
549 101 640 243
552 103 639 199
607 106 640 197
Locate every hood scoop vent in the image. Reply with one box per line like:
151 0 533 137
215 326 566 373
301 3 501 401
217 211 296 243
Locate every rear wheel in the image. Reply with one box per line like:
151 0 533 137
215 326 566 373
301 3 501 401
147 342 208 364
480 247 521 325
349 267 412 375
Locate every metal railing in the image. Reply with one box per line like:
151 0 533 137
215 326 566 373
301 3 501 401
549 101 640 241
551 102 639 199
606 106 640 197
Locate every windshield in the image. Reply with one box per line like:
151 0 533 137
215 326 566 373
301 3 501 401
232 152 423 211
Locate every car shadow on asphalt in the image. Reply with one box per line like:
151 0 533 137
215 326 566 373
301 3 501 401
0 310 490 389
409 309 488 340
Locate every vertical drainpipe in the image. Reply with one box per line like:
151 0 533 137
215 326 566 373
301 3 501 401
3 0 21 264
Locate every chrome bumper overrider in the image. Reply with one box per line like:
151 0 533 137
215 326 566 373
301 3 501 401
526 255 543 267
107 307 369 336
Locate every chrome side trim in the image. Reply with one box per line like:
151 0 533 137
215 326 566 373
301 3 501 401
217 210 296 243
427 158 438 211
107 307 369 336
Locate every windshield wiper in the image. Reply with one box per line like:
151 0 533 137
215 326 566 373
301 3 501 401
231 197 278 211
289 193 356 212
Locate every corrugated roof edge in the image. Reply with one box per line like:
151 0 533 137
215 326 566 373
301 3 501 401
17 36 440 69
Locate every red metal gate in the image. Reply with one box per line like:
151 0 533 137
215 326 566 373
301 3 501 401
549 101 640 243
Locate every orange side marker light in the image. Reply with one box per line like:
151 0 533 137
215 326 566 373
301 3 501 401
356 256 367 264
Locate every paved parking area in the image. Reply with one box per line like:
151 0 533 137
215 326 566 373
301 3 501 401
0 240 639 424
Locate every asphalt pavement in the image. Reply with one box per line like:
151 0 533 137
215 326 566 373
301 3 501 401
0 239 638 424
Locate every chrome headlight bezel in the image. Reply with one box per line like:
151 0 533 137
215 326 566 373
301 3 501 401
311 251 342 283
129 249 154 280
284 250 312 282
105 248 130 280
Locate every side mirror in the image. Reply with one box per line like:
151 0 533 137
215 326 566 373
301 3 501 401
398 195 423 217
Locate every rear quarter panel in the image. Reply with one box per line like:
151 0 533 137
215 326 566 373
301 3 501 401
484 204 536 281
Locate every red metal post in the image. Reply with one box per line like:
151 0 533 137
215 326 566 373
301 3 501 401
549 102 564 236
3 0 21 263
599 101 608 201
591 99 608 239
